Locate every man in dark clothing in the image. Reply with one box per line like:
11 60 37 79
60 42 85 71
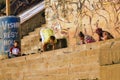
43 36 57 51
95 28 114 41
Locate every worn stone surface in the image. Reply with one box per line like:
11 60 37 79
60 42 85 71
21 10 45 38
100 64 120 80
99 38 120 65
0 38 120 80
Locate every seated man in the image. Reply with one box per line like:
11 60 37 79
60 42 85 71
40 28 55 51
95 21 114 41
8 41 21 58
95 28 114 41
40 28 67 51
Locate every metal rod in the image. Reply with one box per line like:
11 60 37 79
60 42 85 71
6 0 10 16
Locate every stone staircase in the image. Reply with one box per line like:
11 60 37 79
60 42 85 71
21 24 46 54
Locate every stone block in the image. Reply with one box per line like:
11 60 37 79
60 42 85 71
69 64 99 74
100 64 120 80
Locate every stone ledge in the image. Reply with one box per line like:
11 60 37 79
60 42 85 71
100 64 120 80
0 38 120 80
1 38 120 65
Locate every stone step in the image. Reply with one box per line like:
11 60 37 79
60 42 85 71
21 24 46 54
35 27 41 32
21 43 39 54
28 30 40 35
21 34 40 43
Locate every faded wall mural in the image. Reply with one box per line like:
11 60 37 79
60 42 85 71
45 0 120 45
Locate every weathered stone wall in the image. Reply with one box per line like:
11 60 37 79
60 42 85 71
100 64 120 80
0 38 120 80
21 10 45 38
45 0 120 46
0 45 100 80
99 38 120 65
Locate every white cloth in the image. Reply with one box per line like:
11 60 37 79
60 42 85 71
40 28 45 44
12 48 20 55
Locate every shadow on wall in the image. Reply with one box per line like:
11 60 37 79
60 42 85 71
56 38 68 49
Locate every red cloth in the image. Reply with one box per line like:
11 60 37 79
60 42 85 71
10 46 21 55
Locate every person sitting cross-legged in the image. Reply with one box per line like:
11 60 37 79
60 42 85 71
78 31 96 45
8 41 21 58
95 28 114 41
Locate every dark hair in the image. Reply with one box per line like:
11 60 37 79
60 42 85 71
96 28 103 36
50 36 55 41
14 40 19 44
79 32 85 38
40 38 42 42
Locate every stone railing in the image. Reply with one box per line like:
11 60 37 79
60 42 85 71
0 38 120 80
